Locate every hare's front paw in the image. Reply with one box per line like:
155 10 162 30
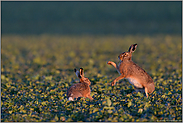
87 95 93 100
107 61 112 65
111 81 116 86
89 97 94 100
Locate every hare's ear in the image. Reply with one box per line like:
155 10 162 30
74 68 81 78
79 68 84 77
128 44 137 53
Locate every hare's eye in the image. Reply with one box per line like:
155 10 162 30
125 53 129 56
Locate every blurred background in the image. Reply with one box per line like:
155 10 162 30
1 1 182 35
1 2 182 122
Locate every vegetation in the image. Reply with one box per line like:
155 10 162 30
1 34 182 122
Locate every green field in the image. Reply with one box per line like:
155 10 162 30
1 35 182 122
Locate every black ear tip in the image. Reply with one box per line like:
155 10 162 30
130 44 137 47
133 43 137 47
80 68 83 71
74 68 77 72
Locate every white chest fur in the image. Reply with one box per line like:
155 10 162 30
126 77 143 88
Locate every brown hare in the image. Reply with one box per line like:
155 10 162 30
67 68 93 101
107 44 155 98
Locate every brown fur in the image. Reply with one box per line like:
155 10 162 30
107 44 155 97
67 68 93 101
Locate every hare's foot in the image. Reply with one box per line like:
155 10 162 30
145 87 149 98
111 81 116 86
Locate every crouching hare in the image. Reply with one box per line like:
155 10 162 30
107 44 155 97
67 68 93 101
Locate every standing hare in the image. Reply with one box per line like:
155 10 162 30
107 44 155 97
67 68 93 101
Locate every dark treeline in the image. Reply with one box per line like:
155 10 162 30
1 1 182 35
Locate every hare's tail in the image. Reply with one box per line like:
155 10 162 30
68 97 74 101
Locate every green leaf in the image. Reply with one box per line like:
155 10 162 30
127 101 132 107
107 97 112 107
54 115 59 121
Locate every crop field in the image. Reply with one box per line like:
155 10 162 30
1 35 182 122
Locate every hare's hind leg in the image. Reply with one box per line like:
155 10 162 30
134 87 149 98
68 91 82 101
111 75 125 86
